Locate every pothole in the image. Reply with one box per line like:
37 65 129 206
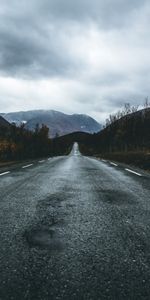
24 228 63 251
97 190 135 206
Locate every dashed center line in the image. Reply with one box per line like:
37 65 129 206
125 168 142 177
39 160 45 163
110 162 118 167
22 164 33 169
102 159 107 162
0 171 10 176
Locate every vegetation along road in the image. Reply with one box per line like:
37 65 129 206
0 143 150 300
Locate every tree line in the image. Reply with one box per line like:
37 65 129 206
0 123 52 161
0 122 86 161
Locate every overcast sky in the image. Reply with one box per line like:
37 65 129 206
0 0 150 122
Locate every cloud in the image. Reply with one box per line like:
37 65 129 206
0 0 148 78
0 21 76 78
39 0 147 28
0 0 150 122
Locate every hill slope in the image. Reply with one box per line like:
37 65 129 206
0 116 10 127
95 107 150 152
1 110 101 137
78 108 150 169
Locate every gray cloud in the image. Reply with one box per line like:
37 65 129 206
0 0 150 122
0 22 76 78
0 0 148 77
39 0 147 28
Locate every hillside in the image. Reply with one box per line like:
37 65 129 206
0 116 10 128
78 108 150 169
94 108 150 152
1 110 101 137
52 131 91 155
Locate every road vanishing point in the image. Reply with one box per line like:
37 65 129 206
0 143 150 300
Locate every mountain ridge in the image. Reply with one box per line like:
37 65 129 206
0 109 101 137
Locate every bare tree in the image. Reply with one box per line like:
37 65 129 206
124 103 131 115
144 97 149 109
131 105 139 113
104 99 147 128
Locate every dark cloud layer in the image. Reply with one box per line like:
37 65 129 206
42 0 146 27
0 19 74 77
0 0 147 77
0 0 150 121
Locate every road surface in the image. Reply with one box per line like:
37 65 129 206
0 143 150 300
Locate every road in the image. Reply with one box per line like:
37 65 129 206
0 143 150 300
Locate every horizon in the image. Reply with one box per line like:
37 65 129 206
1 104 148 125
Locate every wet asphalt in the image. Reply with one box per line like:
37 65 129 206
0 144 150 300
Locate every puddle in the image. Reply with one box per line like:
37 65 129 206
37 194 64 209
24 228 63 251
97 190 135 206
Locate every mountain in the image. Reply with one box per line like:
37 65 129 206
0 110 101 137
96 107 150 148
0 116 10 127
80 107 150 153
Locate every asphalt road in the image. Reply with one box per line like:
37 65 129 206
0 143 150 300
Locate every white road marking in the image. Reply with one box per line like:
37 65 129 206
125 168 142 177
39 160 45 163
0 171 10 176
22 164 33 169
102 159 107 162
110 162 118 167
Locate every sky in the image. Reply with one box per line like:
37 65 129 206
0 0 150 123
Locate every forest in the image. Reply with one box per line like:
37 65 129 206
0 122 65 161
0 105 150 170
79 107 150 169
